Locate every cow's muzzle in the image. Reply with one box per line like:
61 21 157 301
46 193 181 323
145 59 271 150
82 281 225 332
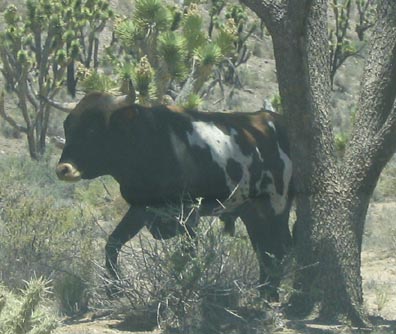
56 163 82 182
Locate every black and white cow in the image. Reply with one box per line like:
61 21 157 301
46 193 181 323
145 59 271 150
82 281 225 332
53 92 293 299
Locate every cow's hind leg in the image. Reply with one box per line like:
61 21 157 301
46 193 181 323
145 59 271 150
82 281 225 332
239 198 292 301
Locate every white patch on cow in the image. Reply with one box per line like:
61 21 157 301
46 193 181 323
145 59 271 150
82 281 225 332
267 121 276 132
263 144 292 215
187 122 252 209
255 147 263 162
187 121 292 217
253 139 292 215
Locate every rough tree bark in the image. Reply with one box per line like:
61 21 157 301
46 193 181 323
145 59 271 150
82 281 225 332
240 0 396 326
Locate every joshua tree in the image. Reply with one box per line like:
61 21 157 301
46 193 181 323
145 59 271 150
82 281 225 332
241 0 396 325
102 0 255 108
0 0 112 159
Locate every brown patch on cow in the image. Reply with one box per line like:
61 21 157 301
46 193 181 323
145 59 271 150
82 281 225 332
167 105 186 114
250 114 272 137
242 129 257 146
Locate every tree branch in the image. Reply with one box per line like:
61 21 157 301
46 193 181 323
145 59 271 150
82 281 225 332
239 0 287 29
343 0 396 177
372 99 396 159
349 0 396 137
0 92 28 133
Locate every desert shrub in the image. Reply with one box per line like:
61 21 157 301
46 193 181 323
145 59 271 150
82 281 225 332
0 278 58 334
0 153 120 314
102 213 285 334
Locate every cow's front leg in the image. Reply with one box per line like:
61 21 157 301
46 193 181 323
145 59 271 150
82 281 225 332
105 206 147 283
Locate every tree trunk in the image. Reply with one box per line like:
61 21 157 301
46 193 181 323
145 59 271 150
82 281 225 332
240 0 396 326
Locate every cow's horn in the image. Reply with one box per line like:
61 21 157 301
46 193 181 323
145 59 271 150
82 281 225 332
110 94 136 111
39 95 78 113
120 78 136 103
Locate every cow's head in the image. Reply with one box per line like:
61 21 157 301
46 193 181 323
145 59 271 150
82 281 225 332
53 92 135 182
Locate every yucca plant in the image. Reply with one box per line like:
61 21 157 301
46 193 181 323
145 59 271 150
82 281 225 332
157 31 188 81
181 93 203 110
215 18 238 58
0 278 58 334
133 55 157 105
193 42 223 92
182 4 207 54
77 64 118 93
134 0 173 33
111 0 253 107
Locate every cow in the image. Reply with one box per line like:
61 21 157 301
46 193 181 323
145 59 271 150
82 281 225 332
51 91 293 300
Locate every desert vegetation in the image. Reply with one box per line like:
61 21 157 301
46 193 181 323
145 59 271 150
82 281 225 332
0 0 395 333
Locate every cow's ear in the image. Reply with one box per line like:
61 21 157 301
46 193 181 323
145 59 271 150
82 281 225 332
110 95 136 111
107 108 137 131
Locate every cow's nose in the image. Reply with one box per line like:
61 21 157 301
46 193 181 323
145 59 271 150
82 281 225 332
56 163 82 182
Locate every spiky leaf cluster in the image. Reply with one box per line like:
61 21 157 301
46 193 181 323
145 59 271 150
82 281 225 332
214 18 237 57
182 4 207 54
78 68 118 93
0 279 58 334
157 32 188 80
135 0 173 33
195 42 222 69
225 5 248 34
114 19 141 53
111 0 253 106
133 55 157 105
182 93 202 110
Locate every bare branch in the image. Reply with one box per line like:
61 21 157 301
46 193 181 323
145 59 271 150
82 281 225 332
342 0 396 191
0 91 28 133
239 0 286 24
26 79 39 110
49 135 65 149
